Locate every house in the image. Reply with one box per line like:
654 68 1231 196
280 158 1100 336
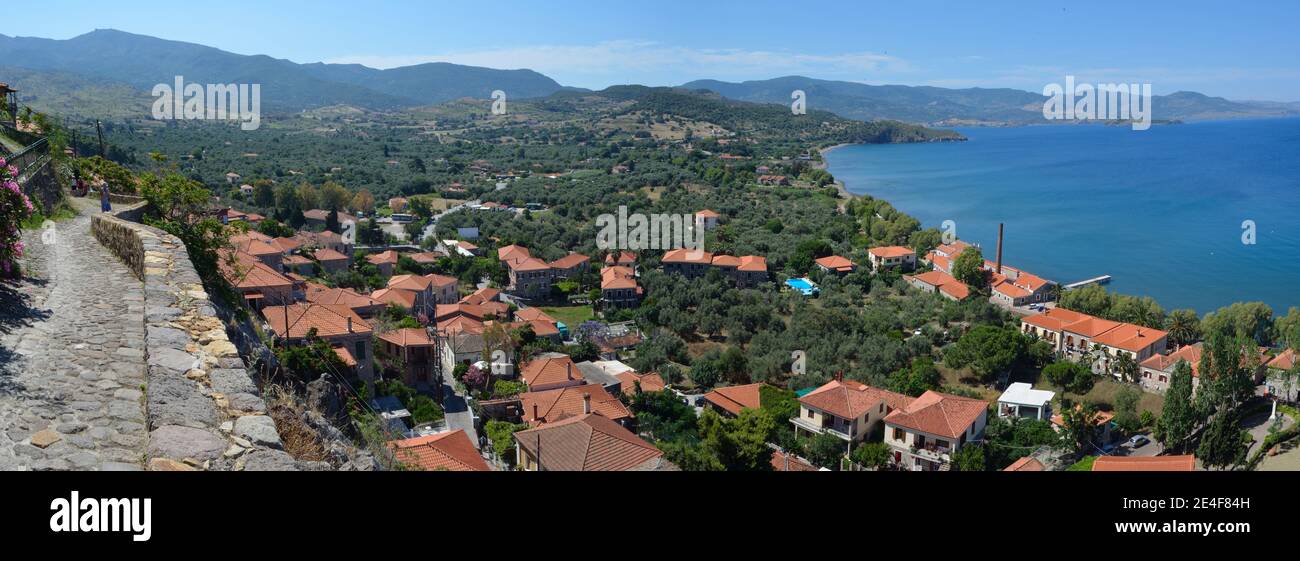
604 251 637 267
520 355 585 392
305 285 384 318
903 270 971 301
446 239 481 257
1004 457 1046 472
547 253 590 280
313 248 350 275
883 390 989 471
514 307 556 324
460 287 502 306
303 209 356 227
757 174 789 186
867 246 916 271
506 257 554 299
388 430 490 471
662 248 714 279
1050 406 1115 444
601 266 642 308
696 209 721 231
239 184 255 196
440 331 487 377
219 249 295 309
1140 343 1270 395
370 288 418 312
574 360 632 393
996 383 1055 421
792 377 913 452
1092 455 1196 472
987 266 1056 307
513 413 677 471
377 328 438 385
1019 307 1090 351
230 231 286 272
263 303 374 381
771 449 820 472
225 172 241 184
282 254 315 276
815 255 856 275
1081 322 1169 376
702 383 766 417
409 251 448 266
298 229 353 255
497 244 532 265
1266 349 1299 401
519 384 633 427
617 371 665 396
734 256 769 288
366 250 400 276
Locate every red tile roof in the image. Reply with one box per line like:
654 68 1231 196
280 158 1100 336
702 383 765 416
1092 455 1195 472
263 303 372 340
366 250 399 266
1092 323 1169 353
1021 308 1091 332
513 413 672 471
389 430 490 471
497 244 531 263
737 255 768 273
459 287 501 305
868 246 915 258
305 286 378 310
520 384 631 426
618 371 665 396
815 255 856 272
663 248 714 264
378 328 435 348
313 248 349 262
800 380 913 420
1004 457 1046 471
883 390 988 440
520 355 584 389
771 450 819 472
1269 348 1298 371
507 256 552 272
219 249 294 291
695 209 721 218
515 307 557 323
548 253 590 270
370 288 417 309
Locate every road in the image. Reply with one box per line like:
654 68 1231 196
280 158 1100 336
438 363 478 449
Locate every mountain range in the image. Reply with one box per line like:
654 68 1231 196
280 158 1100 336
1 29 1296 125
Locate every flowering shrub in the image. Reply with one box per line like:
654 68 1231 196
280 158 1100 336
0 157 35 277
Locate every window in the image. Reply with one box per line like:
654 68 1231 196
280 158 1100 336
355 341 366 360
893 428 904 441
879 403 884 414
807 409 814 419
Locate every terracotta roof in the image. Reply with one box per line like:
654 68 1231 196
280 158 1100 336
604 251 636 265
513 413 672 471
771 450 819 472
388 274 433 292
389 430 490 472
906 270 972 299
263 303 372 340
1092 323 1169 353
1062 316 1123 338
460 287 501 305
409 251 446 264
1269 349 1298 371
663 248 714 265
618 371 665 396
435 303 484 321
219 249 293 291
1092 455 1195 472
230 233 284 257
883 390 989 440
333 346 357 367
437 315 485 335
602 273 639 290
305 286 378 310
366 250 400 266
520 384 631 425
815 255 856 272
1004 457 1046 472
313 248 349 262
370 288 417 309
548 253 590 270
695 209 721 218
1021 308 1091 332
507 256 552 272
711 255 740 268
702 383 765 416
479 301 511 318
939 282 971 300
993 279 1032 299
868 246 915 258
273 237 304 254
497 244 531 263
800 380 913 420
520 355 585 388
934 240 974 257
737 255 767 273
378 328 435 348
1050 406 1115 428
515 307 557 323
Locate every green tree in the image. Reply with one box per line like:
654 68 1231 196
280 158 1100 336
888 357 943 397
850 442 891 470
1196 408 1248 470
1113 386 1141 433
1166 309 1202 348
1155 361 1197 452
1059 401 1101 454
805 432 848 470
950 444 987 471
951 247 988 290
1042 361 1094 395
944 325 1026 383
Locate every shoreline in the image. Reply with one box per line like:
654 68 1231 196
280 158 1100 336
817 143 859 201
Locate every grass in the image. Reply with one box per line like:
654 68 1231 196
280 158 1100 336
1066 456 1097 471
1073 378 1165 417
539 305 594 327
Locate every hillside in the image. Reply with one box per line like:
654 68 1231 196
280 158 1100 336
681 76 1300 125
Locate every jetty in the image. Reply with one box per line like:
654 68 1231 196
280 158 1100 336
1063 275 1112 290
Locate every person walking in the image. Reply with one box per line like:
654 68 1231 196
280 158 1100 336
99 181 112 212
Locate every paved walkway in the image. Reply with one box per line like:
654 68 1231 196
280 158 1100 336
0 199 149 470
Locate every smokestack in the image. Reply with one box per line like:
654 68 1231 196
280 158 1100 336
566 362 573 380
834 371 843 383
347 317 354 333
532 404 539 422
996 223 1004 276
583 393 592 415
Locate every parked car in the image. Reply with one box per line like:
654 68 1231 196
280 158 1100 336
1126 435 1150 448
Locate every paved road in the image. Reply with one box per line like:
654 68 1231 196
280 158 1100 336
0 199 149 470
438 364 478 448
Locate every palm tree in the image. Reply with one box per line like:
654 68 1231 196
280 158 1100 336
1113 351 1139 384
1167 309 1201 348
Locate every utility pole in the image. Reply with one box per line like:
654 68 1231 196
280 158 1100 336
95 119 106 158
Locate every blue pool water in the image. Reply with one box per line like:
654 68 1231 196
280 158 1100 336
825 118 1300 314
786 278 819 296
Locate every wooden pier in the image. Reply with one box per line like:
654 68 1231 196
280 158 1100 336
1063 275 1112 290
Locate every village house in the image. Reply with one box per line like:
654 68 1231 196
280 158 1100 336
701 383 766 417
617 371 665 396
605 251 637 267
547 252 591 280
883 390 989 471
377 328 438 386
867 246 916 271
313 248 350 275
791 377 913 454
219 249 295 310
366 250 400 276
262 302 375 381
282 254 315 276
506 257 554 299
695 209 721 231
903 270 971 301
513 413 677 471
520 354 586 392
230 231 286 272
601 266 642 308
439 331 487 379
388 430 490 471
305 284 384 318
520 383 633 427
370 287 418 312
814 255 857 275
662 248 714 279
1266 349 1299 401
1140 343 1270 394
757 174 790 186
996 383 1055 421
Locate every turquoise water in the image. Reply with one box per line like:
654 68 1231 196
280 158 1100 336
825 119 1300 314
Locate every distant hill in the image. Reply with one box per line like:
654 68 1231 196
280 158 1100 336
0 29 565 113
680 76 1300 125
0 65 149 120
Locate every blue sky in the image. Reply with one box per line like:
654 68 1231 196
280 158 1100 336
9 0 1300 100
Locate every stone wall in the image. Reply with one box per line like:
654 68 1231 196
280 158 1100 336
91 208 300 471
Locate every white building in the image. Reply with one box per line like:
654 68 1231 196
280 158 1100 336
996 383 1055 421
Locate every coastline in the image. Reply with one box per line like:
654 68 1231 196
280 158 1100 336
818 143 859 201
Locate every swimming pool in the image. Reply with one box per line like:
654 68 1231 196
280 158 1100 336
785 278 819 296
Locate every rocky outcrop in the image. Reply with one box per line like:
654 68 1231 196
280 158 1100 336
91 208 299 471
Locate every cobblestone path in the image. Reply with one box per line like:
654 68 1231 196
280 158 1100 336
0 199 148 470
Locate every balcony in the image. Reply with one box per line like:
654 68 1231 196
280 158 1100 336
911 444 951 462
790 416 852 440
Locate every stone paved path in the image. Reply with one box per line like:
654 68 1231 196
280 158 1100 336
0 198 148 470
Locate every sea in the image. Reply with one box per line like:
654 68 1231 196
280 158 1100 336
824 118 1300 314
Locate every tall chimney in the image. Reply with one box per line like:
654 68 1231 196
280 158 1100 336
583 393 592 415
532 404 539 422
347 317 354 333
995 223 1005 276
